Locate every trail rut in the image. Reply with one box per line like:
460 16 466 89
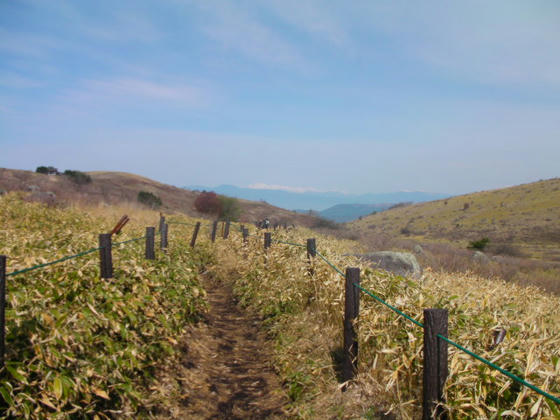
155 272 288 419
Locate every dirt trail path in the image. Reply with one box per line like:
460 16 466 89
157 273 288 419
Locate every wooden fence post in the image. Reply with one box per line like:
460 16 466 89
99 233 113 279
145 227 155 260
242 228 249 243
190 222 201 247
223 221 230 239
306 238 316 276
159 215 165 233
264 232 271 249
423 308 449 420
0 255 5 369
211 221 218 242
160 223 168 251
342 267 360 382
306 238 316 258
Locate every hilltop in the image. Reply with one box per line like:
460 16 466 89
0 168 321 227
349 178 560 261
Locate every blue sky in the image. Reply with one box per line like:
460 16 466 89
1 0 559 194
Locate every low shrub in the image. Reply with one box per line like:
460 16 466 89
311 217 340 230
218 196 240 221
468 237 489 251
137 191 162 209
63 170 91 185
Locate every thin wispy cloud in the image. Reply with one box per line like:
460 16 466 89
57 78 213 111
0 72 42 89
194 1 307 69
262 0 349 47
357 1 560 88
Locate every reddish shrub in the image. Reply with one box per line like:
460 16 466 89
194 191 222 214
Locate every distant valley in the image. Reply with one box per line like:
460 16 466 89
186 184 449 222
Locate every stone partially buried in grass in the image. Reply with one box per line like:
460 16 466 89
353 251 422 278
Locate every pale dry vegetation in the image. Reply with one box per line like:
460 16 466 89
2 191 560 419
0 193 212 418
206 226 560 419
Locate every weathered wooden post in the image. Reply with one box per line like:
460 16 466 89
159 215 165 233
145 227 155 260
99 233 113 279
306 238 316 276
0 255 5 368
306 238 316 258
160 223 168 251
211 221 218 242
264 232 271 249
423 309 449 420
223 221 230 239
190 222 201 247
342 267 360 382
242 228 249 243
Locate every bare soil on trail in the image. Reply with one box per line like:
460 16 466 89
155 273 289 419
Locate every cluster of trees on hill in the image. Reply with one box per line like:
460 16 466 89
36 166 91 185
194 191 240 221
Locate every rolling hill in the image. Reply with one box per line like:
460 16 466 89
349 178 560 261
0 168 321 227
295 203 393 223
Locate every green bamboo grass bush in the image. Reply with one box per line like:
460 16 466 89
0 194 210 418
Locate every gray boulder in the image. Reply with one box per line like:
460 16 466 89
355 251 422 278
472 251 490 264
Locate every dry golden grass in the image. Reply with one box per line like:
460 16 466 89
205 225 560 419
350 178 560 262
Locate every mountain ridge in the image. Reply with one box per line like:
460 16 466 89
186 184 449 212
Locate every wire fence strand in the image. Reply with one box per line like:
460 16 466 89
113 236 146 246
281 239 560 407
6 247 101 277
439 334 560 405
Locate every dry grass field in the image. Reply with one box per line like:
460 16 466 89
348 178 560 293
1 192 559 418
350 178 560 261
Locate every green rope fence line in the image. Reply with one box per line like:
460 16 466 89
316 250 425 327
279 240 560 406
167 221 198 226
6 247 102 277
6 230 152 278
438 334 560 405
274 240 306 248
315 250 346 276
353 282 424 328
113 236 146 246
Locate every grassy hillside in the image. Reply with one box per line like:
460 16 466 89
206 224 560 419
0 168 321 228
350 178 560 261
0 193 212 417
2 193 560 418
